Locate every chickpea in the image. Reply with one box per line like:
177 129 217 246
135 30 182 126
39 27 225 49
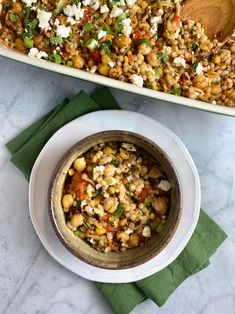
12 2 23 14
102 55 111 65
148 166 161 178
138 43 152 55
152 197 168 215
98 63 110 76
211 84 222 95
114 35 131 48
140 166 148 176
104 164 116 177
95 227 106 235
103 197 118 213
73 157 86 172
71 214 84 227
116 231 129 243
62 194 74 209
128 232 140 248
68 168 75 176
146 53 161 67
72 55 85 69
14 38 26 52
105 176 116 185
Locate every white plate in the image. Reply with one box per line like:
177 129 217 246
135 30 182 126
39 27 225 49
29 110 201 283
1 46 235 117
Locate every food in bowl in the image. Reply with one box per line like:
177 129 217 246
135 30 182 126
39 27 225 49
0 0 234 106
62 141 171 253
49 131 181 269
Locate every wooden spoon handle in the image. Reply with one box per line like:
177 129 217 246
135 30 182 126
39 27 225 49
181 0 235 41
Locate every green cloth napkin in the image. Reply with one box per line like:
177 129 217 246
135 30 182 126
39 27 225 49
6 87 227 314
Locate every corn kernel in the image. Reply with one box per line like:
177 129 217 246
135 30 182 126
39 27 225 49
95 227 106 235
213 55 221 64
68 168 75 176
105 177 116 185
104 146 113 154
119 218 127 227
140 1 149 9
108 187 116 194
106 17 113 25
200 43 208 50
124 56 129 63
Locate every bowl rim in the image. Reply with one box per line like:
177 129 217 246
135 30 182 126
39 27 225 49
48 130 183 269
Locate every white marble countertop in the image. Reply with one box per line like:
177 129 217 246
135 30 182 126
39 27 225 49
0 56 234 314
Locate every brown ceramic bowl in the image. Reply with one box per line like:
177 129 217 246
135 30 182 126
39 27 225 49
49 130 182 270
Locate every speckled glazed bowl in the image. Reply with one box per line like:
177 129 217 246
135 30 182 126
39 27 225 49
49 130 182 270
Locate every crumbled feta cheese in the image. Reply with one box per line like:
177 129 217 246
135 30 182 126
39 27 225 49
84 205 94 215
67 17 76 25
150 16 162 34
121 143 137 151
93 165 105 179
28 48 48 59
110 7 123 18
83 0 92 5
97 30 107 40
81 200 88 209
142 226 151 237
108 61 115 68
173 56 186 68
131 74 144 87
90 65 97 73
94 206 104 216
158 180 171 191
125 229 134 235
126 0 136 5
195 62 204 75
37 9 52 30
100 4 109 13
91 0 100 10
22 0 37 7
54 18 60 26
63 4 84 21
56 25 71 38
87 184 95 197
121 18 132 36
151 16 162 24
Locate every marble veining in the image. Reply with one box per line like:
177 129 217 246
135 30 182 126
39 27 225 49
0 56 234 314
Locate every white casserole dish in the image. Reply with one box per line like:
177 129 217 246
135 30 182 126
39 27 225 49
1 45 235 116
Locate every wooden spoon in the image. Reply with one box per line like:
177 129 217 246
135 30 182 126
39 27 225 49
181 0 235 41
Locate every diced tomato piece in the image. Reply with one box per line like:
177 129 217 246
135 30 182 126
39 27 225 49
138 187 150 203
106 224 117 232
173 15 181 26
81 7 93 24
71 173 88 200
134 29 151 40
100 213 109 222
89 51 101 63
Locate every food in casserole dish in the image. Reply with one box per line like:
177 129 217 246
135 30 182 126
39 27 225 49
61 142 171 253
0 0 234 106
